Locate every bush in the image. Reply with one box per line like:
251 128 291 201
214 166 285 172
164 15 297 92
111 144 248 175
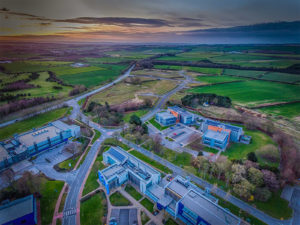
181 93 232 108
256 144 280 163
247 152 258 162
254 187 272 202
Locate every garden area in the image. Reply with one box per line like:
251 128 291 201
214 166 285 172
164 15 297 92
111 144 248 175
80 191 107 225
140 198 154 213
109 191 131 206
125 184 143 201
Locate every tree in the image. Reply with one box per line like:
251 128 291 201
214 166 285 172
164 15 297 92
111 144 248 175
254 187 272 202
129 115 142 126
247 152 258 162
248 167 264 187
152 135 162 154
261 169 279 191
2 169 15 186
231 164 246 184
216 156 231 180
64 142 81 159
233 179 254 200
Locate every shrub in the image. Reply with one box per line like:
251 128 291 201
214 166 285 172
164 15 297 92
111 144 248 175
254 187 272 202
256 144 280 163
247 152 258 162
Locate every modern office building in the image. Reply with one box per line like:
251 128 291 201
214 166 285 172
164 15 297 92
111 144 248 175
98 147 242 225
155 112 177 126
0 195 37 225
147 176 241 225
201 119 244 142
202 127 230 151
0 120 80 170
98 146 161 195
168 106 195 125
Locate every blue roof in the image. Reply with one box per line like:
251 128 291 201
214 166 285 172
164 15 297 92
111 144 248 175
107 147 126 163
0 195 35 224
205 119 242 133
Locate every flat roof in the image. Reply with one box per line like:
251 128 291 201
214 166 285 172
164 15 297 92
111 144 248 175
203 130 229 142
157 112 176 120
205 119 242 132
102 164 125 180
181 190 240 225
0 195 35 224
0 145 9 161
168 106 193 118
17 125 62 147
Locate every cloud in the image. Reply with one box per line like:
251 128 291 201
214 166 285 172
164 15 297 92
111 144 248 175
39 22 51 26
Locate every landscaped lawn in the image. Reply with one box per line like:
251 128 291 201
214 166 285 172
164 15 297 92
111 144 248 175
82 153 106 196
149 117 171 130
189 80 300 107
196 75 247 84
40 179 64 225
165 218 179 225
222 128 278 167
129 150 172 174
91 130 101 144
123 109 149 123
140 198 154 213
252 190 292 220
109 192 131 206
125 184 143 201
0 107 70 140
80 192 107 225
141 210 150 225
58 192 68 212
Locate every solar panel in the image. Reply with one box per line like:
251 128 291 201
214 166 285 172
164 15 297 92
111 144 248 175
108 147 126 163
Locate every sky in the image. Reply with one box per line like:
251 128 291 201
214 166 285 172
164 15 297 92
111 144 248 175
0 0 299 43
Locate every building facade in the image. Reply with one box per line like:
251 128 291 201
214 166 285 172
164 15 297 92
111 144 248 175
0 120 80 170
155 112 177 126
98 146 161 195
168 106 195 125
0 195 37 225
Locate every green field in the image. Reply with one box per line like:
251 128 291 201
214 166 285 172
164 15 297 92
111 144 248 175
1 61 71 73
258 102 300 118
80 192 107 225
40 179 64 225
109 192 131 206
223 69 264 78
153 65 222 75
189 80 300 107
196 75 247 84
0 107 70 140
58 64 128 88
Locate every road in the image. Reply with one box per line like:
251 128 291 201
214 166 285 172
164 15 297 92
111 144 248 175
0 65 135 128
119 137 292 225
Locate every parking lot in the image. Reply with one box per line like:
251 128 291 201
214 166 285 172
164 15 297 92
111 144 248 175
163 123 202 147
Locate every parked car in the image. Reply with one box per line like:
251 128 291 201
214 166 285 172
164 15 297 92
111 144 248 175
153 210 159 216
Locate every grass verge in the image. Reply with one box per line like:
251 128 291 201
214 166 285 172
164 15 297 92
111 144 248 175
109 191 131 206
125 184 143 201
140 198 154 213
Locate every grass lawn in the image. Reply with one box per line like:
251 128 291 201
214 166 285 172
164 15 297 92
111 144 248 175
252 190 292 220
58 192 68 212
109 192 131 206
103 138 131 151
80 192 107 225
123 109 149 123
82 153 106 196
0 107 70 140
58 155 81 170
129 150 172 173
189 80 300 107
40 179 64 225
91 130 101 144
149 117 171 130
141 210 150 225
258 102 300 118
140 198 154 213
165 218 179 225
125 184 143 201
222 128 278 167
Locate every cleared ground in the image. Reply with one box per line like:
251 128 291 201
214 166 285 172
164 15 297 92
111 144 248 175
88 79 177 106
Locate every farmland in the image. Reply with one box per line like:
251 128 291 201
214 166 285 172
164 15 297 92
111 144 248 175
154 65 223 75
258 102 300 118
195 75 248 84
189 80 300 107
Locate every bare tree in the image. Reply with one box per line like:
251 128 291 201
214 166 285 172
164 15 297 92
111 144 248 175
2 169 15 186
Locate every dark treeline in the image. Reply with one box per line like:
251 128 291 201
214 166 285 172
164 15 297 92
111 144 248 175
181 93 232 108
